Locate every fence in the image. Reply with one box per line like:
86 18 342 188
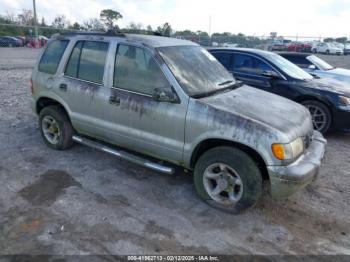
0 23 348 51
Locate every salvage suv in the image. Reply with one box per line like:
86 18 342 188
30 31 327 213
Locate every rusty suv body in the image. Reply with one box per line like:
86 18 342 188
30 31 327 213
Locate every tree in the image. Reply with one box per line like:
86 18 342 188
17 9 34 25
146 25 153 32
335 37 347 44
100 9 122 30
324 38 334 43
156 22 172 36
40 17 47 27
82 18 104 31
69 22 82 30
126 22 143 31
52 15 70 29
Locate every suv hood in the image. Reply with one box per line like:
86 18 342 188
199 85 312 140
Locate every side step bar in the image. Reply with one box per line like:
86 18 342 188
72 135 175 175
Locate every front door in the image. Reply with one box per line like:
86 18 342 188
92 43 187 164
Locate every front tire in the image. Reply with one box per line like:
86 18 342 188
39 105 75 150
301 100 332 134
194 146 262 214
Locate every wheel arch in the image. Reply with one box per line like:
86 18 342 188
294 95 333 113
190 139 269 181
36 97 71 121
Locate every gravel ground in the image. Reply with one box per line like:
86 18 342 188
0 48 350 256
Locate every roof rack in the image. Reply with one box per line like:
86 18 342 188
60 30 125 37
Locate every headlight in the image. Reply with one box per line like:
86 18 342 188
272 137 304 161
339 96 350 106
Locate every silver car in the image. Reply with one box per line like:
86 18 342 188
30 32 327 213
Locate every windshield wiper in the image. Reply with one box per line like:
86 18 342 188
218 80 234 86
191 81 244 99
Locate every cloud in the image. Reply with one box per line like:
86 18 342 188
1 0 350 37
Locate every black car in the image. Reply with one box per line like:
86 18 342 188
0 36 21 47
208 47 350 133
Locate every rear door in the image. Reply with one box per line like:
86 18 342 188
56 40 110 134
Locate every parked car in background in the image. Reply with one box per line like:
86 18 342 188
209 47 350 133
269 39 291 51
0 36 21 47
30 32 327 213
343 43 350 55
312 42 343 55
287 42 312 53
279 52 350 83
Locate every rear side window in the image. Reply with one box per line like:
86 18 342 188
65 41 109 84
38 40 69 74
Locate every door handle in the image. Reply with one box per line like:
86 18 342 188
59 83 67 91
109 96 120 106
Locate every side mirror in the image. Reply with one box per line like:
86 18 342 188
308 64 316 70
153 87 180 103
261 70 280 79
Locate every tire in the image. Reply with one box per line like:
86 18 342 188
8 43 13 47
326 50 330 55
301 100 332 134
39 105 75 150
312 49 317 53
194 146 262 214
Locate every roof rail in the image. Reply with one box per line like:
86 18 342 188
60 30 125 37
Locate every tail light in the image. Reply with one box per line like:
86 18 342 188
30 78 34 94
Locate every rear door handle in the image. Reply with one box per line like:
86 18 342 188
59 83 67 91
109 96 120 106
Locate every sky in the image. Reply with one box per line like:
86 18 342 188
1 0 350 37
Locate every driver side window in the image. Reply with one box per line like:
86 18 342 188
113 44 170 95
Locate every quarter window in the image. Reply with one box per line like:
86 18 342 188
38 40 69 74
65 41 109 84
114 44 170 95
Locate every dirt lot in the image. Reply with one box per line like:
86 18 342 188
0 48 350 256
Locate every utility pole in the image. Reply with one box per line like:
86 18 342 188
208 15 212 37
33 0 39 48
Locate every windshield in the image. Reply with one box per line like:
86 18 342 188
264 52 313 80
157 46 235 96
307 55 334 70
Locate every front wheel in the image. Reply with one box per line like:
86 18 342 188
194 146 262 214
301 100 332 134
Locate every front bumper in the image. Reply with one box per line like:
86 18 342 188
332 107 350 132
267 131 327 198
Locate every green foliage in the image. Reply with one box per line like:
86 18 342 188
100 9 123 29
335 37 347 44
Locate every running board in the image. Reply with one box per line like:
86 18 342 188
72 135 175 174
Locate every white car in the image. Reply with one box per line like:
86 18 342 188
312 42 343 55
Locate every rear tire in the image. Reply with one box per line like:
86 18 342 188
301 100 332 134
326 50 330 55
39 105 75 150
194 146 262 214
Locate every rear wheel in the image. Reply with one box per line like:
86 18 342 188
301 100 332 134
39 105 75 150
326 50 330 55
194 146 262 214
